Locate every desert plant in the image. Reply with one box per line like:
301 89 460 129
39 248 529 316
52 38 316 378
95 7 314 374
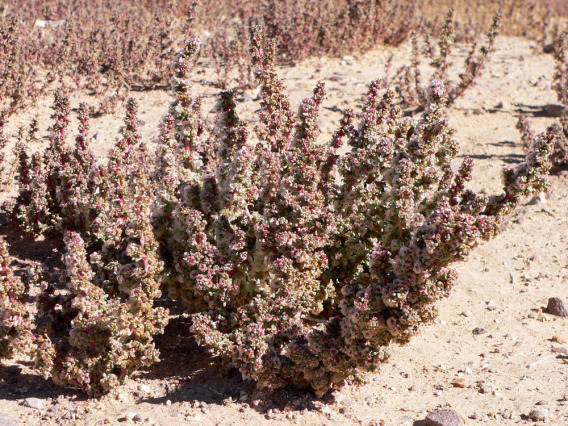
34 193 168 396
153 27 553 397
395 9 501 108
0 236 34 359
11 92 150 242
516 31 568 170
518 114 568 170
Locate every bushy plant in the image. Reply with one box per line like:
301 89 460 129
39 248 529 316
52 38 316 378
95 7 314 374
9 92 168 397
11 92 150 241
516 31 568 171
518 114 568 171
153 27 553 396
34 190 168 397
0 236 34 359
394 9 501 108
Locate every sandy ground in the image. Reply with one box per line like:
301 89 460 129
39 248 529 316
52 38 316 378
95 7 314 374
0 35 567 425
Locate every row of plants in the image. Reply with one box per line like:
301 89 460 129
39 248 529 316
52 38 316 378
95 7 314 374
0 0 560 117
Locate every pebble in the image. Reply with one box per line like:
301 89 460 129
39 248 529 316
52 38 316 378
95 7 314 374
62 411 75 420
133 413 143 422
452 378 467 388
138 384 151 393
545 298 568 317
242 88 261 102
552 346 568 354
22 397 45 410
93 131 104 141
125 412 138 421
424 409 464 426
473 327 488 335
0 414 17 426
165 400 172 406
478 381 496 394
528 408 549 422
543 104 566 117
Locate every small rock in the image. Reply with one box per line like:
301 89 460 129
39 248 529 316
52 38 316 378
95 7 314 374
536 400 548 406
0 414 17 426
242 88 261 102
528 408 549 422
495 101 509 109
461 311 472 317
126 412 138 421
93 131 104 141
552 335 567 344
48 404 60 413
545 298 568 317
22 397 44 410
472 108 485 116
424 409 464 426
133 413 143 422
478 381 496 394
165 400 172 406
473 327 488 335
452 378 467 388
552 346 568 354
62 411 75 420
138 384 151 393
543 104 566 117
409 384 420 392
527 192 546 206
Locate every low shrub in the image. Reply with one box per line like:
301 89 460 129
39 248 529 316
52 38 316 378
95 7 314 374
155 27 553 396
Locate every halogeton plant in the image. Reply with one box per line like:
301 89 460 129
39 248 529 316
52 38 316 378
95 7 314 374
395 9 501 108
153 27 553 397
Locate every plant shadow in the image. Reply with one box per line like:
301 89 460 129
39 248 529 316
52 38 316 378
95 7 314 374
137 299 327 414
